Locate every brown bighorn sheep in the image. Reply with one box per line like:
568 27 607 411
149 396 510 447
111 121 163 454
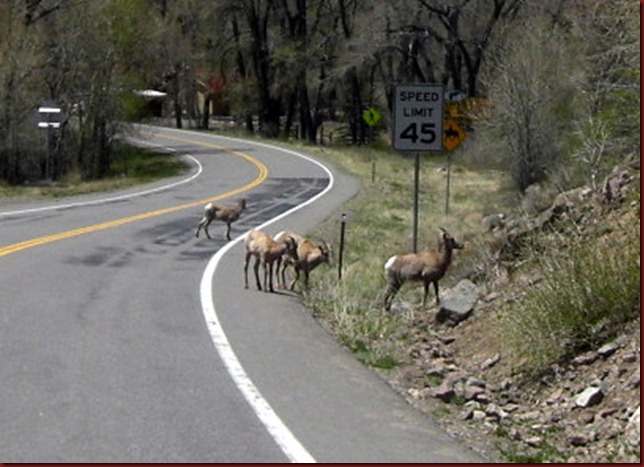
383 228 463 311
195 198 247 241
244 229 298 293
274 230 330 291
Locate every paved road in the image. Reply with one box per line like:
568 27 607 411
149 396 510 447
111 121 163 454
0 126 484 463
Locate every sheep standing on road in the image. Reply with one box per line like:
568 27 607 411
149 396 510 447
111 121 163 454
383 228 463 311
195 198 247 241
274 230 330 291
244 229 298 293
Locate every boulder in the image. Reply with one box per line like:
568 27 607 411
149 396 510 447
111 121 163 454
435 279 479 326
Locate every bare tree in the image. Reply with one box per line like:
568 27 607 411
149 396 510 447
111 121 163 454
478 15 579 192
571 0 640 174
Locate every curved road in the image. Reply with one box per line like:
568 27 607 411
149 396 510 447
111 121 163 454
0 126 484 463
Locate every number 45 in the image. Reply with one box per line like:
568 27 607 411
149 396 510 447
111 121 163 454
400 122 436 144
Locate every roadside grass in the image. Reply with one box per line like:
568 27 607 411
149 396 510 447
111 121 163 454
277 140 515 368
496 219 641 376
0 144 188 200
275 136 640 382
497 440 565 464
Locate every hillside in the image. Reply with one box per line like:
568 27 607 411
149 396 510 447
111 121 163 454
373 164 641 462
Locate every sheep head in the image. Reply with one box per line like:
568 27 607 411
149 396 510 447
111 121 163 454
439 227 464 251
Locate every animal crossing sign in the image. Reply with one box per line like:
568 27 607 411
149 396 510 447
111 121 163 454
362 107 382 127
443 118 467 151
393 84 443 152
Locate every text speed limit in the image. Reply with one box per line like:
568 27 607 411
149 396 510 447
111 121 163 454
393 84 444 152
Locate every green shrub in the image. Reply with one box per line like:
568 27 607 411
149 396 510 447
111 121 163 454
498 229 640 375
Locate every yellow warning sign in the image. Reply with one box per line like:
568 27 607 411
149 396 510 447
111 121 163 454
362 107 382 127
443 119 467 151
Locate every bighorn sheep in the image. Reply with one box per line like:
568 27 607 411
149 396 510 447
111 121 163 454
383 228 463 311
195 198 247 241
244 229 298 293
274 230 330 291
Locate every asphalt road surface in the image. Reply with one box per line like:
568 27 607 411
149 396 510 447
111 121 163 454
0 125 484 463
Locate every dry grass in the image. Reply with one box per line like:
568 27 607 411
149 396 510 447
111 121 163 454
277 139 517 366
277 136 640 383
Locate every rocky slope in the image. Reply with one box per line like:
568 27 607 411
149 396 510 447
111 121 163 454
378 165 640 463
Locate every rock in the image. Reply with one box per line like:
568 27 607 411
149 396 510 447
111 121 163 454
597 341 620 358
482 213 506 232
514 410 544 423
572 352 599 366
568 432 593 446
431 382 456 402
622 351 638 363
575 386 604 408
485 404 509 420
437 335 456 345
624 406 640 449
471 410 487 421
524 436 544 447
424 365 446 379
578 411 595 424
625 372 640 389
463 384 485 402
481 354 500 370
435 279 479 326
546 387 564 404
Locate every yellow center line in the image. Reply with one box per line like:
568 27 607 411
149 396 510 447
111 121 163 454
0 134 269 258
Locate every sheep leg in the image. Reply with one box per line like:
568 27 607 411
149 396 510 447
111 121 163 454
267 262 275 292
261 261 268 292
243 252 252 288
202 218 212 239
281 262 294 290
275 258 283 288
195 218 207 238
225 222 232 241
433 280 440 306
289 266 300 291
422 280 430 308
253 257 262 290
383 281 401 311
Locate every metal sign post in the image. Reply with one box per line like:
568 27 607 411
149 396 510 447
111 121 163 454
413 152 421 253
392 84 444 252
443 118 467 216
362 107 382 183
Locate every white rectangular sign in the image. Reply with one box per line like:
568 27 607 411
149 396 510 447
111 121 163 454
393 84 443 152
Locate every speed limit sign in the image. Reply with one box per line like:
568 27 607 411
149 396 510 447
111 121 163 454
393 84 443 152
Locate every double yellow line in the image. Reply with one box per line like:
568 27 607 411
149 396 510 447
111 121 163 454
0 135 269 258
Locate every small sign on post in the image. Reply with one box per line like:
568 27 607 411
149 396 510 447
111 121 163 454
38 101 62 128
37 101 62 180
443 118 467 151
362 107 382 128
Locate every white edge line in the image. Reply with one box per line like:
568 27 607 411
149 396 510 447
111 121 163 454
199 136 335 464
0 140 202 218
